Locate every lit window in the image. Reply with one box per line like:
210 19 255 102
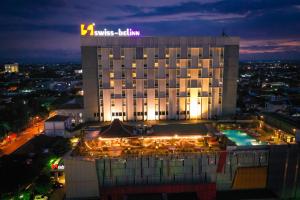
110 80 114 87
132 62 136 68
110 72 114 78
155 62 159 67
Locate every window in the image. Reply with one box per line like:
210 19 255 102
110 72 114 78
132 61 136 68
122 90 125 97
133 80 136 87
165 48 169 58
188 48 191 58
111 100 115 106
132 72 136 78
155 59 158 67
110 80 114 87
155 80 158 87
144 72 147 78
176 59 180 67
198 61 202 67
121 48 125 58
109 60 113 68
198 70 202 78
165 59 169 67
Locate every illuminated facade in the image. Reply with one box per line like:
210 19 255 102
81 36 239 121
4 63 19 73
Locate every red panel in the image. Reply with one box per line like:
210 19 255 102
217 151 227 173
100 183 216 200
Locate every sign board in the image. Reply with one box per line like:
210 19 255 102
81 23 140 37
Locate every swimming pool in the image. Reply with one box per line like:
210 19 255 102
221 130 265 146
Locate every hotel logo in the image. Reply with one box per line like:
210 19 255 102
81 23 95 36
80 23 140 37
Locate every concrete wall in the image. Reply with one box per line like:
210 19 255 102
222 45 239 117
82 46 99 121
65 158 99 199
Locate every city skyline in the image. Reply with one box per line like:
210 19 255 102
1 0 300 63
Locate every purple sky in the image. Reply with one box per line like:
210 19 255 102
0 0 300 63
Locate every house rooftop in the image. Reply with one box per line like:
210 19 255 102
46 115 69 122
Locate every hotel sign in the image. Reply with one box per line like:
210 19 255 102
81 23 140 37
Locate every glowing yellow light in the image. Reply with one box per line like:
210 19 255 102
80 24 94 36
110 80 114 87
190 97 199 119
147 107 156 120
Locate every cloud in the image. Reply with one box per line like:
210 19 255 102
0 0 299 62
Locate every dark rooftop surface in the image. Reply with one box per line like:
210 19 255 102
100 119 133 138
56 97 83 110
152 123 209 136
45 115 69 122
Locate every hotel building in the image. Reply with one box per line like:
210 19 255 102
81 36 239 121
4 63 19 73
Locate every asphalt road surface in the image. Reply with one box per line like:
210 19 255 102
0 121 44 156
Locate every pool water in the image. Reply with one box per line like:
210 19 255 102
221 130 265 146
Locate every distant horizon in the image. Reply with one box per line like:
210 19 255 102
1 59 300 66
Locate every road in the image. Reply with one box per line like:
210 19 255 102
0 121 44 156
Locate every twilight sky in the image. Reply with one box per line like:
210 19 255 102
0 0 300 63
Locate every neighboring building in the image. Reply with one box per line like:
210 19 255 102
44 115 72 137
4 63 19 73
81 36 239 122
56 98 84 126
